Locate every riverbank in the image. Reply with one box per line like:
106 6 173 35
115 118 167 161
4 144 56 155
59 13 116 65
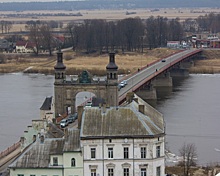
0 48 175 75
0 49 220 75
190 49 220 74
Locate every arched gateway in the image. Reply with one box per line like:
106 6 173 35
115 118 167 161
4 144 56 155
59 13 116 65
54 51 119 117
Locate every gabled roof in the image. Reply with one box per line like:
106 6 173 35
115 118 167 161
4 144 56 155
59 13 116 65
9 138 64 168
16 41 36 48
40 96 53 110
80 95 164 139
63 129 81 152
46 122 64 138
53 35 65 43
9 129 81 168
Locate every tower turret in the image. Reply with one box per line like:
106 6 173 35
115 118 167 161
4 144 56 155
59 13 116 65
106 52 118 84
54 49 66 83
106 52 118 106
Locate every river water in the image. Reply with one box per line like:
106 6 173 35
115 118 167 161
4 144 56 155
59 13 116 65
0 73 220 165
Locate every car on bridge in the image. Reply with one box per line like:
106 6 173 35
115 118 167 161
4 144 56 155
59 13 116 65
121 80 127 86
119 80 127 89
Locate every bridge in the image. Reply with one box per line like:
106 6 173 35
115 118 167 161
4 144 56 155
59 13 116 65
118 48 203 104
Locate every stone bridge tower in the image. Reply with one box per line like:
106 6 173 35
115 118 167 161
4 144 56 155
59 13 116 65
54 51 118 117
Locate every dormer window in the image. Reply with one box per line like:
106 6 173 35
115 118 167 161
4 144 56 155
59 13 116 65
53 157 58 166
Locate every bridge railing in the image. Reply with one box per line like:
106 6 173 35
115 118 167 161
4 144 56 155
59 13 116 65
0 141 20 159
119 50 183 82
119 49 203 103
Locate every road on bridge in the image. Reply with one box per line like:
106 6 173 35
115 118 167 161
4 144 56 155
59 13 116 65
118 48 202 102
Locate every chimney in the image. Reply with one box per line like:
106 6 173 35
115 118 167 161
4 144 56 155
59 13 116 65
77 106 84 129
33 135 36 143
126 92 134 103
133 98 138 103
139 105 145 114
40 135 44 143
102 103 106 113
20 137 25 145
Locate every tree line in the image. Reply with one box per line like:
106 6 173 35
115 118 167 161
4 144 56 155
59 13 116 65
65 17 184 53
2 13 220 55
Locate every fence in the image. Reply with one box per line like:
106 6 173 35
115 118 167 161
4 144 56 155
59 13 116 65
0 141 20 159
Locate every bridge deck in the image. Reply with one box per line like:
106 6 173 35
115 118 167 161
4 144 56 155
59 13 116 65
118 48 202 103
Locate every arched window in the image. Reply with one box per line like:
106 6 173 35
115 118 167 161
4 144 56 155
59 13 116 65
71 158 76 167
114 73 116 79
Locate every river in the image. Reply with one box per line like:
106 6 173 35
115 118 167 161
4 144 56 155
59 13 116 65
0 73 220 165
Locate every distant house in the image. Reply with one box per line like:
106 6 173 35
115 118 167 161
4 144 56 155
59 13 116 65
0 39 13 52
191 33 220 48
53 35 65 48
15 40 36 53
167 41 180 48
40 96 54 122
9 129 83 176
80 93 165 176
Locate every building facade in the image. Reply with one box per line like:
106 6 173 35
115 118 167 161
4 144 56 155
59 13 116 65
80 93 165 176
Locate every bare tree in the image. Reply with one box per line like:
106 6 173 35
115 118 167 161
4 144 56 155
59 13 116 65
178 143 197 176
26 22 42 55
40 23 54 56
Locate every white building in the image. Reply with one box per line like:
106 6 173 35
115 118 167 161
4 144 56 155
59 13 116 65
9 129 83 176
80 93 165 176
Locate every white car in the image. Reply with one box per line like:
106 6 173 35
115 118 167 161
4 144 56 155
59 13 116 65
60 119 68 128
119 82 125 88
121 80 127 86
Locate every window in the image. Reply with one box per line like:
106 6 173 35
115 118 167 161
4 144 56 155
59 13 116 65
91 169 96 176
18 175 24 176
53 157 58 166
71 158 76 166
30 175 36 176
141 147 146 158
124 168 129 176
156 166 161 176
108 147 113 158
141 168 147 176
124 147 129 159
156 146 160 158
108 168 114 176
91 148 96 159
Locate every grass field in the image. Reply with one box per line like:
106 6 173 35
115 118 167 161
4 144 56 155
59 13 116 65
1 8 220 32
0 48 177 75
1 49 220 75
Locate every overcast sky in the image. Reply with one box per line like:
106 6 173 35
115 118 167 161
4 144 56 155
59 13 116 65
0 0 80 2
